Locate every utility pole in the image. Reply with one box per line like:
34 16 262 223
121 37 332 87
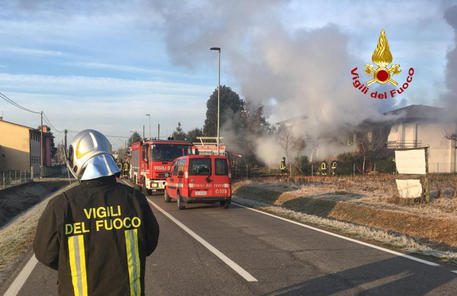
210 47 221 155
142 125 145 140
158 123 160 140
64 129 68 153
40 111 43 178
146 113 151 139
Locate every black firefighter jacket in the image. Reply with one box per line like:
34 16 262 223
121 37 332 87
33 176 160 296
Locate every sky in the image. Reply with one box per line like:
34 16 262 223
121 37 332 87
0 0 456 149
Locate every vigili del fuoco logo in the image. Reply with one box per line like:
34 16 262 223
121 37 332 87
351 29 415 100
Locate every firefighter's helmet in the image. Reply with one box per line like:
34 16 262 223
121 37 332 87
66 129 120 180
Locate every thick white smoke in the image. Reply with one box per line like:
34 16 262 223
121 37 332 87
442 5 457 118
147 0 389 165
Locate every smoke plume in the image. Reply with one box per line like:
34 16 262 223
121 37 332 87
442 5 457 119
148 0 386 165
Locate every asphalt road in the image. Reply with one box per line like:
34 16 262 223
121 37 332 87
10 193 457 295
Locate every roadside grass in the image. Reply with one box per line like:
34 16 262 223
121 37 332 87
0 200 46 285
0 182 76 287
241 176 457 216
0 182 69 227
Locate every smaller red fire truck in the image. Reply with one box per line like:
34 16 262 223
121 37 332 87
130 139 192 194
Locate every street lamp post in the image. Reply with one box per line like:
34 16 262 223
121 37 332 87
128 129 136 145
40 111 43 178
210 47 221 154
146 113 151 140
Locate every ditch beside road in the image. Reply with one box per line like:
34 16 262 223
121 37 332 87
0 180 75 288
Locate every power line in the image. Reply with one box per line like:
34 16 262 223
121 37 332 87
0 91 41 114
43 112 64 133
106 134 129 139
0 91 132 141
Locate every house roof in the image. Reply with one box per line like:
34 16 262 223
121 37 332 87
0 118 34 130
384 104 445 122
0 119 52 137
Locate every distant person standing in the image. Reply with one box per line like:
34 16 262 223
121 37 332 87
34 129 159 296
280 156 287 176
123 160 130 178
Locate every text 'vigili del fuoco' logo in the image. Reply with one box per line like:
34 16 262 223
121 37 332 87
351 30 414 100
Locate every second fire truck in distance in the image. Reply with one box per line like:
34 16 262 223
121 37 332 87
130 139 192 194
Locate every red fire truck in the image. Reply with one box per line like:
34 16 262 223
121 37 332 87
129 139 192 194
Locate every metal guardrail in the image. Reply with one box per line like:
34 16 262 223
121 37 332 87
386 141 424 149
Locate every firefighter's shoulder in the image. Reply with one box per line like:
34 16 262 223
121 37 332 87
115 181 147 201
44 182 80 210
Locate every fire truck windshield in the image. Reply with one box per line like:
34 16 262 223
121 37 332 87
151 144 190 161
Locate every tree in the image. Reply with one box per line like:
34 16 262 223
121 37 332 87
116 147 128 160
203 85 244 136
54 143 66 164
186 128 203 142
128 132 142 145
172 122 186 140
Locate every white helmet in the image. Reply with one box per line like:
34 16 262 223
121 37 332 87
67 129 120 180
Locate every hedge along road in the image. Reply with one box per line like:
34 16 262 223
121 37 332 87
8 190 457 295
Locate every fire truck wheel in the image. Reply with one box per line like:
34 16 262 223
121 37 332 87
164 190 171 202
220 200 231 209
142 184 152 196
177 193 186 210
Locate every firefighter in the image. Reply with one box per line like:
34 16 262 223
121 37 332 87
34 129 159 296
123 160 130 178
331 161 337 176
280 156 287 175
320 161 328 176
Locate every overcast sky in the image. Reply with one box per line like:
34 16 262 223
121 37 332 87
0 0 455 148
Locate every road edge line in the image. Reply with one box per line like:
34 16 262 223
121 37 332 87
148 200 258 282
3 255 38 296
232 201 440 268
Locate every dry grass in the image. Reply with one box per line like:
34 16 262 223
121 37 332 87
240 175 457 217
0 181 70 227
0 182 76 287
0 201 46 284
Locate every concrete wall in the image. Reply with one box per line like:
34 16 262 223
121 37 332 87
0 121 31 171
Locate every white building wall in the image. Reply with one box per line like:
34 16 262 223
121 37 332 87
389 122 457 173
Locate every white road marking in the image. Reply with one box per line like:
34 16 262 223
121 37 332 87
4 255 38 296
233 202 441 268
148 199 258 282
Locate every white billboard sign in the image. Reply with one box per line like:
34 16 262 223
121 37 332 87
395 149 426 175
395 179 423 199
